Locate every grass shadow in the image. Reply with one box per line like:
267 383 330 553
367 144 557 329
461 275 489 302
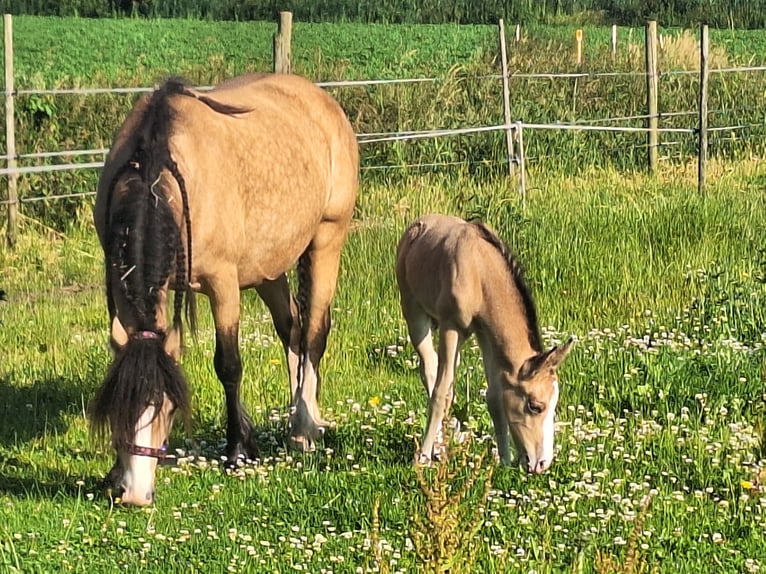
0 454 105 499
185 413 418 468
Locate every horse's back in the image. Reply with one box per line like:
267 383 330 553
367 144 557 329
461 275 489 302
396 214 498 329
169 75 358 285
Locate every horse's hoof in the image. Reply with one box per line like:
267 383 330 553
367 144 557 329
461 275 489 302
288 434 317 453
224 441 259 468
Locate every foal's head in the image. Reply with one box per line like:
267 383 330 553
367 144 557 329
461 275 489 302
501 340 573 474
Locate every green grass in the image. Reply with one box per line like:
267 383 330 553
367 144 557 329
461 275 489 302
1 160 765 572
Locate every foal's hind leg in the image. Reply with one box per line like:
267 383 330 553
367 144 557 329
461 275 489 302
417 326 463 463
288 224 347 452
399 299 439 398
207 272 257 463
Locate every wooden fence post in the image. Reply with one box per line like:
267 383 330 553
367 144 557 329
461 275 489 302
4 14 17 247
273 11 292 74
698 24 709 193
498 19 515 178
645 20 659 173
515 121 527 203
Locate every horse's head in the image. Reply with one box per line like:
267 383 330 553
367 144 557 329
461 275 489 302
501 338 573 474
91 318 189 506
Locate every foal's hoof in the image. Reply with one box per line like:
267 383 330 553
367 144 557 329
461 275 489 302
413 451 433 467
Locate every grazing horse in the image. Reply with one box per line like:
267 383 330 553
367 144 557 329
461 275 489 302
91 73 359 505
395 214 573 473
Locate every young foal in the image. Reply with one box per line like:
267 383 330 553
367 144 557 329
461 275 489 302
92 74 358 505
396 214 572 472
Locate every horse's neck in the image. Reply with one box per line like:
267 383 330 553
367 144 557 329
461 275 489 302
475 292 538 377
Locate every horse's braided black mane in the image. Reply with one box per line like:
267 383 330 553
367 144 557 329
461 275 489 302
105 77 247 336
92 78 249 447
470 220 543 353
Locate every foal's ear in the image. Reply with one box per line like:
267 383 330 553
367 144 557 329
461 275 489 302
545 337 574 370
518 337 574 380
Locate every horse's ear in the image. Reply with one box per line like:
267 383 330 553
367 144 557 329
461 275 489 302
163 327 182 363
518 337 574 380
544 337 574 370
110 316 129 351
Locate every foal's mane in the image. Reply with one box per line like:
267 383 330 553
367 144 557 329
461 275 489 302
470 220 543 353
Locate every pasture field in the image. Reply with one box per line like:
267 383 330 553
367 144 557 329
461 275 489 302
1 160 766 572
7 16 766 224
8 16 766 85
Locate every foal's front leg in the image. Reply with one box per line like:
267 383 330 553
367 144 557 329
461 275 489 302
209 274 257 463
486 382 512 466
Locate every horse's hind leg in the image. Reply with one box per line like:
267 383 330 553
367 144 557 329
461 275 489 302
288 224 347 451
255 276 300 405
208 272 257 463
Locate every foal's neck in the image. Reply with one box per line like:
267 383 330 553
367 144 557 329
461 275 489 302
476 309 539 378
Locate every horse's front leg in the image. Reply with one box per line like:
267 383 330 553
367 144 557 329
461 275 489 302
208 274 257 463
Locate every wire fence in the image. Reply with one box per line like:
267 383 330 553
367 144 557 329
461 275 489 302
2 19 766 211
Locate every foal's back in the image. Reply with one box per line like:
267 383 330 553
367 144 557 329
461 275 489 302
395 214 514 332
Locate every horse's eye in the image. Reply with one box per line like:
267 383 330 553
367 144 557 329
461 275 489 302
527 400 545 415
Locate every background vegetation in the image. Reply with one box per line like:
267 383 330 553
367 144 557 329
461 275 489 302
4 17 766 231
1 0 766 28
1 13 765 574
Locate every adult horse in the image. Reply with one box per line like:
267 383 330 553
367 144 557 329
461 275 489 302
91 73 359 505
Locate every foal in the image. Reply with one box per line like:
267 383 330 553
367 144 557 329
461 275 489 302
395 214 572 473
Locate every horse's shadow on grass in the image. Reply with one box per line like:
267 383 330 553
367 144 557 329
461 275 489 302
189 414 417 468
0 376 106 500
0 376 87 447
0 456 104 499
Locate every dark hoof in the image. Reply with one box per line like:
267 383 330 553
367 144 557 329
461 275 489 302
224 439 259 468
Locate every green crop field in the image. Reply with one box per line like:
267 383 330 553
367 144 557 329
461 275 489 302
5 15 766 227
1 16 766 573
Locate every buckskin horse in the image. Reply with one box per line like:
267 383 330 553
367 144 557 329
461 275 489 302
91 73 359 505
395 214 573 473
